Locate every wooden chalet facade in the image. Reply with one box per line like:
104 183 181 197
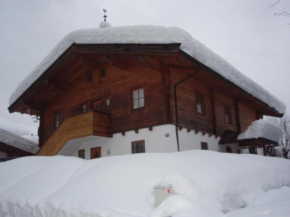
8 24 284 158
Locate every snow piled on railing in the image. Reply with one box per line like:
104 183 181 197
238 119 283 143
0 150 290 217
9 25 286 114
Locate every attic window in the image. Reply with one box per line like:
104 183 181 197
87 73 93 83
100 67 106 78
225 106 232 124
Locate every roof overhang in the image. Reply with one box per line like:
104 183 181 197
8 43 182 115
178 49 284 117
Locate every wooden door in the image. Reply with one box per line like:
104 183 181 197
91 100 102 111
91 147 101 159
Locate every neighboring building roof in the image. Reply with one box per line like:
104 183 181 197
9 23 286 114
238 119 282 143
0 127 39 154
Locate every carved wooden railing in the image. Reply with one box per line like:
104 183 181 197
36 111 111 156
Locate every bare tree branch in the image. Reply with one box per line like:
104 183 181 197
267 0 281 9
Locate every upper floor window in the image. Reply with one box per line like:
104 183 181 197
100 67 106 78
196 93 205 114
54 111 62 128
132 87 145 109
87 72 93 83
80 103 87 113
132 140 145 154
225 106 232 124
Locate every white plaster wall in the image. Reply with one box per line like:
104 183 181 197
58 124 221 159
0 151 7 158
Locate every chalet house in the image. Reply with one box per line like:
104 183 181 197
8 22 286 159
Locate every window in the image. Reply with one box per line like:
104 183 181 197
91 100 102 111
87 72 93 82
100 67 106 78
226 146 232 153
132 88 145 109
196 93 205 114
91 147 101 159
201 142 208 150
78 149 85 159
54 111 62 128
132 140 145 154
80 103 87 113
224 106 232 124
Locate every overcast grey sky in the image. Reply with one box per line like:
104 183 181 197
0 0 289 135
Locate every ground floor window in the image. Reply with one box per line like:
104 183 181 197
201 142 208 150
132 140 145 154
91 147 101 159
78 149 85 159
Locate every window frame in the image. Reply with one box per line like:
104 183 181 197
131 140 146 154
224 105 232 124
196 92 205 115
131 87 145 110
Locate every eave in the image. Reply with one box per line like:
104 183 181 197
178 49 284 118
8 43 182 115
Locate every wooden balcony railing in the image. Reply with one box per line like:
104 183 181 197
36 111 111 156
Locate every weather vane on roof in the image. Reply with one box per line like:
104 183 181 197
103 9 107 22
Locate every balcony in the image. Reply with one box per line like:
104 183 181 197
36 111 111 156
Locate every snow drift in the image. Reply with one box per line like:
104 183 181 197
9 24 286 114
0 150 290 217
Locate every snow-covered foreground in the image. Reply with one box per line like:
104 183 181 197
0 151 290 217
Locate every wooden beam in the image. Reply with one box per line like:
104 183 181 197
210 89 217 135
135 129 139 134
149 126 153 131
74 43 181 55
234 101 241 133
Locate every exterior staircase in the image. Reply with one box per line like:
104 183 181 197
36 111 111 156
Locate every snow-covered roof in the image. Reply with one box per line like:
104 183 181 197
238 119 282 143
9 24 286 114
0 127 39 154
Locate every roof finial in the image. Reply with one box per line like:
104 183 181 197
103 9 107 22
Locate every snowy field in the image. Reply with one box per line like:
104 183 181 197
0 150 290 217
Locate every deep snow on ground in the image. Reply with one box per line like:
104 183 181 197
0 150 290 217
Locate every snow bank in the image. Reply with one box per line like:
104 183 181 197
0 150 290 217
238 119 282 143
225 186 290 217
9 25 286 114
0 127 39 154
